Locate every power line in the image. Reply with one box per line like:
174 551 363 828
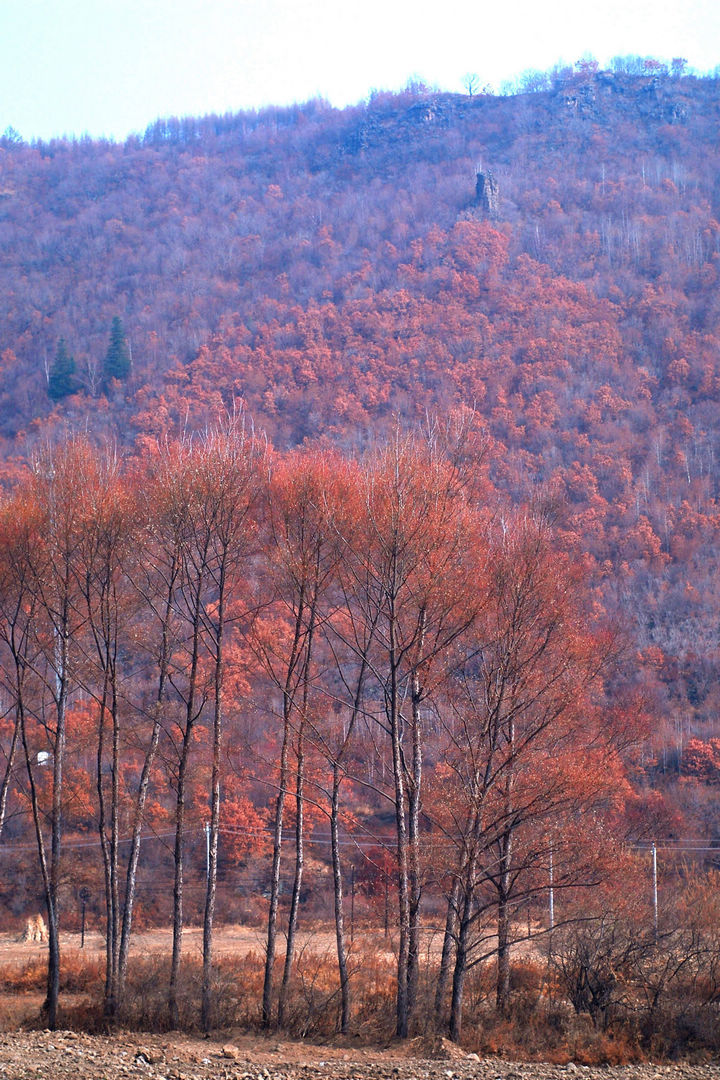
0 823 399 855
630 842 720 853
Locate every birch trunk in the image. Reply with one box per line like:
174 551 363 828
201 559 226 1034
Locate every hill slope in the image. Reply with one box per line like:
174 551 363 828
2 65 720 785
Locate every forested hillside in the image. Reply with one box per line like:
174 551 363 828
3 61 720 766
3 59 720 1046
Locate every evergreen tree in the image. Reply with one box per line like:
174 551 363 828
103 317 131 382
48 339 77 401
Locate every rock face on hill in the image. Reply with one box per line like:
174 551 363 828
475 170 499 218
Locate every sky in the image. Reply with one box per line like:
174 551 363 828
1 0 719 142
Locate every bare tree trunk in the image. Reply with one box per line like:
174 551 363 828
108 676 121 1014
326 650 370 1035
448 821 485 1043
434 872 460 1022
0 593 30 848
109 665 120 1010
496 831 513 1016
278 589 317 1028
262 708 291 1029
406 782 421 1022
496 720 515 1017
202 563 225 1034
118 559 178 1002
389 615 411 1039
45 619 69 1029
391 730 411 1038
0 713 20 843
406 659 424 1024
330 760 350 1033
117 706 162 994
93 602 122 1020
20 702 57 1025
449 884 473 1043
96 673 113 1011
262 590 307 1030
278 722 305 1028
169 585 204 1029
169 725 193 1029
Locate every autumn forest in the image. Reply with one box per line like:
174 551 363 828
2 59 720 1055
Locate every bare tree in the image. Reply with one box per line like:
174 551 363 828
198 416 262 1034
0 502 37 847
333 431 478 1037
463 73 480 97
16 442 88 1028
430 514 620 1038
71 444 137 1017
254 449 342 1029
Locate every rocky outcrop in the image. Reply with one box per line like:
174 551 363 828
475 170 499 218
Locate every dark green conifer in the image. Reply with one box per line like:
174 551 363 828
48 339 77 401
103 317 131 382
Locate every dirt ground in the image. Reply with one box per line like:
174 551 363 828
0 1029 718 1080
1 929 718 1080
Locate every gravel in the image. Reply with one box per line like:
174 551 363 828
0 1032 717 1080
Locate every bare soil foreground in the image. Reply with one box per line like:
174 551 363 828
0 1032 718 1080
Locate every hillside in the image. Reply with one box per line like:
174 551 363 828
4 60 720 1048
2 65 720 771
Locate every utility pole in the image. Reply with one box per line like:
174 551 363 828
549 845 554 931
652 842 658 943
79 888 90 948
384 876 389 938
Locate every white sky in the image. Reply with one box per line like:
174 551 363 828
1 0 719 142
